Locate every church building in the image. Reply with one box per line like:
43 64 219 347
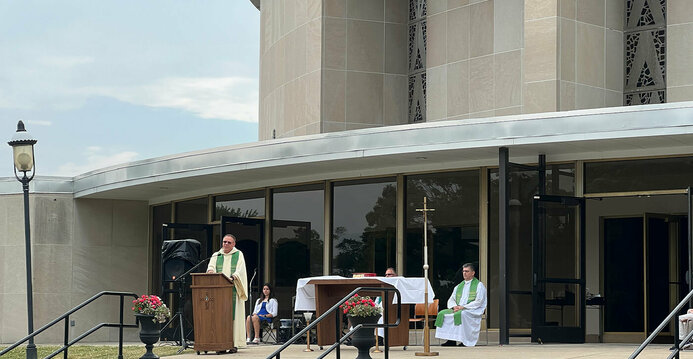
1 0 692 345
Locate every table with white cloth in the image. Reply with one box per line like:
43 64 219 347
295 276 436 346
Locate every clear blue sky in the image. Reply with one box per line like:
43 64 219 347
1 1 260 177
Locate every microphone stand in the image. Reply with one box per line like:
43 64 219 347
162 256 212 353
248 268 257 322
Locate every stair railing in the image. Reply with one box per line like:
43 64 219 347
0 291 139 359
267 286 402 359
629 287 693 359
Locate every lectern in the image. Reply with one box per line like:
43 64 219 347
191 273 235 353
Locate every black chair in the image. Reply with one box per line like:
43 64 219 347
261 319 277 343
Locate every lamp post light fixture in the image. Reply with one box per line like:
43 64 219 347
8 120 38 359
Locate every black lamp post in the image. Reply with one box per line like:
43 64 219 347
8 120 38 359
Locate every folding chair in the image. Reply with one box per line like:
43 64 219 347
408 299 438 345
260 319 277 344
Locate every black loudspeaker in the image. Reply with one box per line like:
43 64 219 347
160 239 201 343
161 239 201 281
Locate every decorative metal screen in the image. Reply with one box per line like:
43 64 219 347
624 0 666 105
408 0 426 123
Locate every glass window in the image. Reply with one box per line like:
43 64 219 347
585 156 693 193
332 178 396 276
487 163 574 329
405 170 480 309
271 184 325 319
213 190 265 220
175 197 208 223
171 197 213 280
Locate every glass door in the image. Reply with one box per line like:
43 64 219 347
532 195 585 343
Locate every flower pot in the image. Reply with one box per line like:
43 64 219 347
348 315 381 359
135 314 161 359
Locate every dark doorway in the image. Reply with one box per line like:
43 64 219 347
531 195 585 343
603 212 689 340
220 216 265 314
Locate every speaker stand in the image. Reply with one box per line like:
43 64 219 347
161 280 194 353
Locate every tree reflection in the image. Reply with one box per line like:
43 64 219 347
333 184 397 276
216 204 259 218
274 222 323 285
405 172 480 308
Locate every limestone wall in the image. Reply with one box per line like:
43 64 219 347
0 194 149 344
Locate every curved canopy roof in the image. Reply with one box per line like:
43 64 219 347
3 103 693 203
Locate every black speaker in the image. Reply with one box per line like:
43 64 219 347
160 239 201 343
161 239 201 281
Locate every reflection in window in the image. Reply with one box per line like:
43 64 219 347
332 178 397 276
175 197 208 223
213 190 265 220
585 156 693 193
405 171 479 309
487 163 575 329
173 197 211 263
271 184 325 319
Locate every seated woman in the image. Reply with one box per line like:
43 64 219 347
245 283 278 344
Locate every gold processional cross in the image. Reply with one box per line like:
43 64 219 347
415 197 438 356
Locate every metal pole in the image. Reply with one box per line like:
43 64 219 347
118 295 124 359
499 147 510 345
416 197 438 356
22 175 37 359
687 186 693 306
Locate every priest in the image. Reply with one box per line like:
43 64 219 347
207 234 248 353
434 263 487 347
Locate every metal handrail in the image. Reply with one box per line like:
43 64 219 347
0 291 139 359
629 288 693 359
267 286 402 359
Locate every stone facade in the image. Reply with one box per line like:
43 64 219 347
259 0 693 138
0 194 148 343
259 0 410 140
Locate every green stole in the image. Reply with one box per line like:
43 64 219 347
435 278 479 327
215 250 240 319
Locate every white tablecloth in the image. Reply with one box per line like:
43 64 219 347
294 275 436 311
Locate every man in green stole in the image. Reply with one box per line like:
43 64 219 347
434 263 487 347
206 234 248 353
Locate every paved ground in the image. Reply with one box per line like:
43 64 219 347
170 342 690 359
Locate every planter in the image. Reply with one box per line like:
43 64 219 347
135 314 161 359
348 315 381 359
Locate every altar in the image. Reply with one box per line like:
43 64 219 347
295 276 435 346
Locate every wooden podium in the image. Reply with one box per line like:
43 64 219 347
308 278 410 347
191 273 235 353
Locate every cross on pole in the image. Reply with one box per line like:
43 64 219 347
415 197 438 356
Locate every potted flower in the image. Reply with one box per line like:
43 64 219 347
132 295 171 359
340 294 382 359
340 294 382 318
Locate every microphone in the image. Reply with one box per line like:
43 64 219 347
249 268 258 287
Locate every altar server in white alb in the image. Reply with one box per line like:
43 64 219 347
434 263 487 347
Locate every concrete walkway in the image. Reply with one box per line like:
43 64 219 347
170 343 689 359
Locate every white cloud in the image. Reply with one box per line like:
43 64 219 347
55 147 139 176
87 76 259 123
